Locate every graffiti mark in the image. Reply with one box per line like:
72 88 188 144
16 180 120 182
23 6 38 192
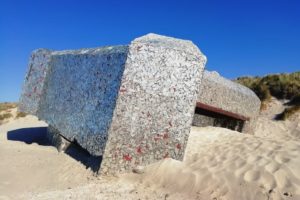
136 146 142 154
123 154 132 161
120 88 127 93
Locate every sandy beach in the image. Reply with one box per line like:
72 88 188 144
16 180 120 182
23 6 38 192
1 1 299 199
0 99 299 200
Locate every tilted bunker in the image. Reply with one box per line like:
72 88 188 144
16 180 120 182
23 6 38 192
193 71 261 133
19 33 207 174
19 33 260 174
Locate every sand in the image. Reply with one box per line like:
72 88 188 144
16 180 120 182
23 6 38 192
138 126 300 200
255 98 300 140
0 110 168 200
0 99 299 200
0 113 95 199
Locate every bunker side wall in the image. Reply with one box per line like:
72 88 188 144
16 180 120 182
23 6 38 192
198 71 261 120
19 49 52 115
37 46 129 156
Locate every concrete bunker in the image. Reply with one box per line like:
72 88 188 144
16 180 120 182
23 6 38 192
19 33 207 174
192 70 261 134
19 34 260 175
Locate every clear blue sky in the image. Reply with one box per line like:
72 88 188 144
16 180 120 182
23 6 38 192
0 0 299 102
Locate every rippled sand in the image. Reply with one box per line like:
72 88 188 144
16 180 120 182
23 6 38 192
1 99 299 200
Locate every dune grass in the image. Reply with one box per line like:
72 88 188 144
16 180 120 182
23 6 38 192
275 105 300 120
236 72 300 101
0 113 13 121
0 102 17 112
0 102 28 124
0 103 16 123
236 71 300 120
16 112 27 118
286 93 300 106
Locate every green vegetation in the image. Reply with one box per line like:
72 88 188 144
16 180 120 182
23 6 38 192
236 72 300 101
236 71 300 120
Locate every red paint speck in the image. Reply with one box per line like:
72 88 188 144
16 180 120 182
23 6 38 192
123 154 132 161
120 88 127 93
136 146 142 154
176 144 181 150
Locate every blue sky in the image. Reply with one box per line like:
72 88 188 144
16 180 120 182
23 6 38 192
0 0 299 102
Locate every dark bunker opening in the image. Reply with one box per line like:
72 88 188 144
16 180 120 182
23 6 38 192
192 102 248 132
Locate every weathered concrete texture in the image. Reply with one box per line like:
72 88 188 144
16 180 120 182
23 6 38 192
100 34 206 174
38 46 129 156
192 113 215 127
195 71 261 133
19 49 52 115
198 71 261 118
20 46 129 156
19 33 206 174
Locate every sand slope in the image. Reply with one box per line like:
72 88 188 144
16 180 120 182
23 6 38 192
29 125 300 200
1 99 300 200
255 98 300 140
0 115 94 199
135 99 300 200
139 126 300 200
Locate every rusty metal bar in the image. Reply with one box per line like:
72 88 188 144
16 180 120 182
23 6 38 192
196 102 250 121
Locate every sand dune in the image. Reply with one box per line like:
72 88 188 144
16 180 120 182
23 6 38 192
1 99 300 200
255 98 300 140
139 126 300 200
0 114 95 199
135 99 300 200
28 124 300 200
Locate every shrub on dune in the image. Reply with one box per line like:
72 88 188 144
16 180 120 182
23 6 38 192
236 71 300 119
0 113 13 121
